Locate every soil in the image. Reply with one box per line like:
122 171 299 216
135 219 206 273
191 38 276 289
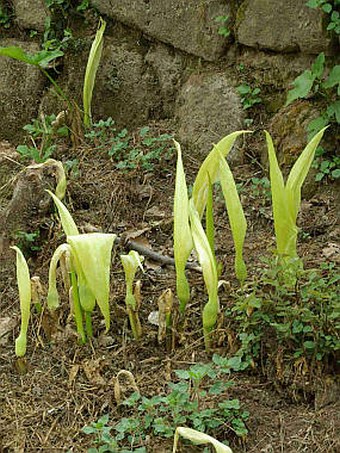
0 124 339 453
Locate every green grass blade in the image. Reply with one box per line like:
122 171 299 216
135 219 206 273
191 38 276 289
83 18 106 127
217 149 247 283
173 141 193 312
11 246 31 357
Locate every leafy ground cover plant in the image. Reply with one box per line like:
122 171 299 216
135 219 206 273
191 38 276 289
86 120 174 171
285 53 340 138
17 113 69 163
306 0 340 34
237 84 262 110
82 360 248 452
225 260 340 376
214 15 231 37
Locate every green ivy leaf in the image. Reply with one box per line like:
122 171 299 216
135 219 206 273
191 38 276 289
311 52 325 79
285 70 315 106
323 65 340 89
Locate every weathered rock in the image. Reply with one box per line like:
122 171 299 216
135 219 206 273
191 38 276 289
0 159 63 261
0 142 21 211
145 43 185 118
175 72 244 162
91 0 229 61
12 0 48 32
236 0 332 54
0 39 45 144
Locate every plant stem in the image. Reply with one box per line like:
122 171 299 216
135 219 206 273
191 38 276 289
70 272 86 343
85 311 93 339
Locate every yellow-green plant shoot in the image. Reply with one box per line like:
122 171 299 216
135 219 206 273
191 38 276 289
265 127 327 260
11 246 31 357
46 189 79 236
189 199 218 350
83 18 106 127
68 233 116 333
216 148 247 283
173 141 193 312
173 427 233 453
120 250 144 339
192 131 248 217
46 190 115 340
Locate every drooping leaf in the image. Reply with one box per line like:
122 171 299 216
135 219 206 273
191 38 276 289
0 46 63 68
173 140 193 312
173 427 233 453
11 246 31 357
83 18 106 127
67 233 116 331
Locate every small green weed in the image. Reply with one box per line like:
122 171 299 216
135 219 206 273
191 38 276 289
14 230 41 253
306 0 340 34
286 53 339 138
0 4 11 28
237 84 262 110
85 119 174 172
225 260 340 372
17 113 69 163
82 361 248 452
312 147 340 181
214 15 231 37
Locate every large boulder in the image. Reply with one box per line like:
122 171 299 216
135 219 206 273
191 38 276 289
175 72 244 162
0 39 45 144
91 0 229 61
12 0 48 32
236 0 332 54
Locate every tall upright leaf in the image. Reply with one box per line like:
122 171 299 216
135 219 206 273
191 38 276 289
173 141 193 312
83 18 106 127
192 131 248 217
46 189 79 237
11 246 31 357
217 149 247 283
189 199 218 349
265 127 327 258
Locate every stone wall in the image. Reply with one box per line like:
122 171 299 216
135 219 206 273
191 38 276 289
0 0 337 158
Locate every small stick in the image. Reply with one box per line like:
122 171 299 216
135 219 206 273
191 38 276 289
114 236 202 273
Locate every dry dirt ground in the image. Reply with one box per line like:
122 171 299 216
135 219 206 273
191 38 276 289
0 128 339 453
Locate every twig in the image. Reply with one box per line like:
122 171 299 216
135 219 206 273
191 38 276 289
114 236 202 273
